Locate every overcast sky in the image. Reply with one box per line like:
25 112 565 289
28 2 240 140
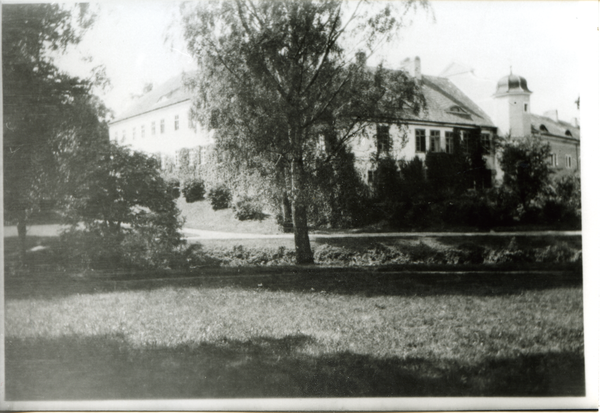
54 1 589 123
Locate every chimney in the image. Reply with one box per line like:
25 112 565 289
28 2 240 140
543 109 559 122
400 56 422 80
572 117 579 128
355 51 366 66
414 56 421 81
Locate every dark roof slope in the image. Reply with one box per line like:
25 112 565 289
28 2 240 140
111 73 193 123
530 113 580 141
111 71 495 129
402 75 495 128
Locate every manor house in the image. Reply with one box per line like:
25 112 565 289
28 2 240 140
108 57 580 182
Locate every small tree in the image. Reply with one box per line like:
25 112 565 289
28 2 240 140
60 143 185 269
499 135 552 211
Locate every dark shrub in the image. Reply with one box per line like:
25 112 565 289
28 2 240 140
233 197 266 221
208 185 231 210
182 179 206 203
166 178 181 199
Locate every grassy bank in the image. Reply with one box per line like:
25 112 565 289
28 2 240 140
5 268 584 399
178 199 280 234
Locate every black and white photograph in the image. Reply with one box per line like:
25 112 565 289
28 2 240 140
2 0 598 410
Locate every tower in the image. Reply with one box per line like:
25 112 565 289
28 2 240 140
493 71 532 137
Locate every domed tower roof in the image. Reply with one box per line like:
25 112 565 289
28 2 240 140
495 71 531 95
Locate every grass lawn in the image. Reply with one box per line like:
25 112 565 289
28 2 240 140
177 198 280 234
5 267 584 399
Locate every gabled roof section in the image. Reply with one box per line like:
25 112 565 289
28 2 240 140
530 113 580 141
398 75 496 128
111 73 193 123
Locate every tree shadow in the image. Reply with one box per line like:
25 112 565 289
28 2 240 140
5 334 585 400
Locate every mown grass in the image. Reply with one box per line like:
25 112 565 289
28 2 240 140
177 198 280 234
5 270 584 399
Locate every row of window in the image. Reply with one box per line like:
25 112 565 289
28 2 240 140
115 114 195 143
549 153 574 169
374 126 492 156
414 129 491 155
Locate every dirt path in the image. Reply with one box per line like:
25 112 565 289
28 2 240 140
3 224 582 240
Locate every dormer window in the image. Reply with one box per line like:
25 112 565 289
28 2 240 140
540 124 548 133
447 105 468 115
565 130 572 137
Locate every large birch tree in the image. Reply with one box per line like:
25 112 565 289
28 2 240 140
180 0 428 264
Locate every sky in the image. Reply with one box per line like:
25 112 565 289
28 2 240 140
53 0 590 123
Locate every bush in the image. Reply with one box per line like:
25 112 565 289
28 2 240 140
233 197 266 221
182 179 205 203
166 178 181 199
208 185 231 210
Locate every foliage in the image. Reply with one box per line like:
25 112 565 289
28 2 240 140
499 136 552 210
233 197 266 221
208 186 232 210
309 141 372 228
58 143 188 270
182 179 206 203
2 3 99 261
165 177 181 199
180 0 428 263
196 238 582 267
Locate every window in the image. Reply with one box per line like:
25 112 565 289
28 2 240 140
200 148 207 165
540 124 548 133
188 114 194 129
445 131 454 154
160 119 165 134
367 170 376 184
481 133 491 155
549 153 557 167
141 125 145 138
121 130 126 143
415 129 426 153
151 121 156 135
429 130 441 152
462 131 472 153
524 103 528 112
132 127 136 140
174 115 179 131
566 155 572 169
377 124 391 154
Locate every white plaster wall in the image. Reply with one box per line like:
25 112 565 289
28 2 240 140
493 92 531 138
546 136 580 176
109 100 213 156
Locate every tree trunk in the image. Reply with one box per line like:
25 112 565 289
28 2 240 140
281 193 293 233
17 208 27 266
290 157 314 265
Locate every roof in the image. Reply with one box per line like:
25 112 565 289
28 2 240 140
495 73 532 95
112 71 495 130
111 73 193 123
530 113 580 141
401 75 496 129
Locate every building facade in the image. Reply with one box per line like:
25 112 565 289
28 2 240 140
349 58 498 186
109 59 579 184
108 75 214 170
443 66 580 178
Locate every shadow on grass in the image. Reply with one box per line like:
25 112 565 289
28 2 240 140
5 334 584 400
5 266 582 301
